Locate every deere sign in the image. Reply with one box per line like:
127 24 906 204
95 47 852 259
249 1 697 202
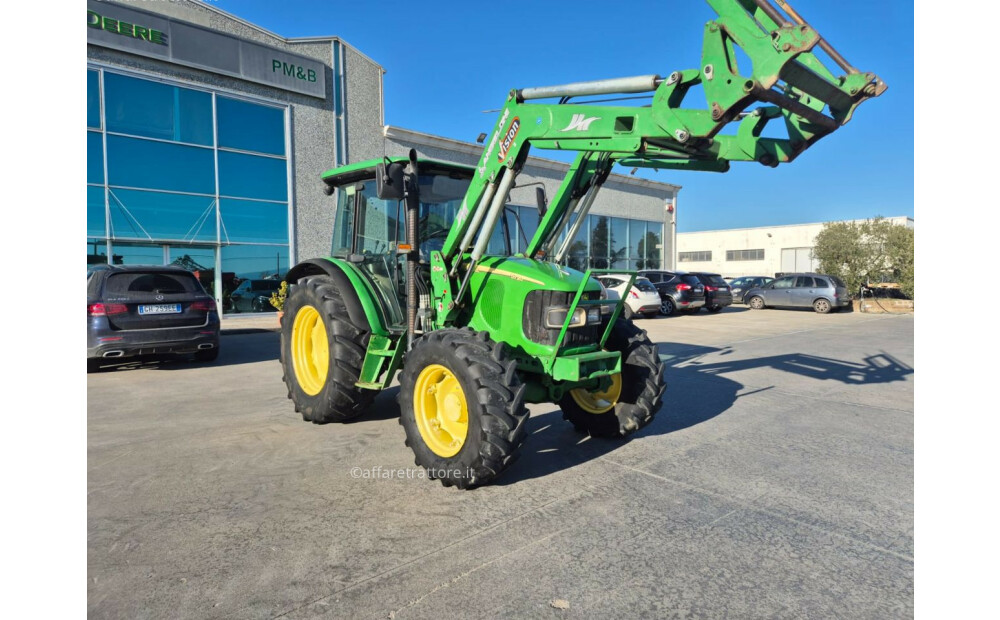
88 9 167 45
86 0 326 99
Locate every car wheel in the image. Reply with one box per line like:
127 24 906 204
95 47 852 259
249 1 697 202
813 299 831 314
660 298 675 316
748 296 765 310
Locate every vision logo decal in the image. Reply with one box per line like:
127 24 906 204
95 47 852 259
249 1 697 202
497 117 520 162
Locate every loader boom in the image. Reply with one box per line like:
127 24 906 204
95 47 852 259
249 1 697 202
436 0 885 323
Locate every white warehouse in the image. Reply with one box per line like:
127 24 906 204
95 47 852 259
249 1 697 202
675 216 914 278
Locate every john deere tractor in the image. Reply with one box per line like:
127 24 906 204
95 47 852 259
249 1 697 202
279 0 885 487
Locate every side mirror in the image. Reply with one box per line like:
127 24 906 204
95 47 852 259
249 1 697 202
376 161 406 200
535 187 547 217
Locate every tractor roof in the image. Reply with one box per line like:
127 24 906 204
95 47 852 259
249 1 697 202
321 157 475 189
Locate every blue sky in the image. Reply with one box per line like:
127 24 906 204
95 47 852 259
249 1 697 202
214 0 913 232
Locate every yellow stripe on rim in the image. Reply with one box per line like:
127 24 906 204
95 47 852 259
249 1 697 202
291 305 329 396
413 364 469 457
569 373 622 414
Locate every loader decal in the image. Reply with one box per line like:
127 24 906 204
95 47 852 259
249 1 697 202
497 117 520 162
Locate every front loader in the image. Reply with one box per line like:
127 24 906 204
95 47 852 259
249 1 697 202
278 0 886 488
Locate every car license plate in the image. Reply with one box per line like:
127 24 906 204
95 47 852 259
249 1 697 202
138 304 181 315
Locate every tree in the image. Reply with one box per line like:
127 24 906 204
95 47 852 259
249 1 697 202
812 217 914 299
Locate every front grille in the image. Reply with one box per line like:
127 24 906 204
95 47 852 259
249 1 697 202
523 290 605 347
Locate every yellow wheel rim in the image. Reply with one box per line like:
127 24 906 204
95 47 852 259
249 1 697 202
413 364 468 458
570 373 622 414
291 305 329 396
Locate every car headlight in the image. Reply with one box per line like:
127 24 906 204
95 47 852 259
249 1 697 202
545 306 602 329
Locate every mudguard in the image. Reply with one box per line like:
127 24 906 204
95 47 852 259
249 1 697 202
284 258 394 338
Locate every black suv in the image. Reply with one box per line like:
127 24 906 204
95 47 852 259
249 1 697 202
688 272 733 312
637 270 706 316
87 265 221 372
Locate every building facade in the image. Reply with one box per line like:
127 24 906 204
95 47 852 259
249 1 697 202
86 0 681 314
676 216 914 278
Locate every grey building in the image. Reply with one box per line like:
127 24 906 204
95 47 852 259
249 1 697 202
87 0 680 314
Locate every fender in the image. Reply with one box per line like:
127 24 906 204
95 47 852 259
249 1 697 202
284 258 393 337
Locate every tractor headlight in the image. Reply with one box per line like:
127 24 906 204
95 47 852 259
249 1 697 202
545 306 602 329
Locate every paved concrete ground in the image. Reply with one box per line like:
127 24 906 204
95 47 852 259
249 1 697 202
88 306 913 619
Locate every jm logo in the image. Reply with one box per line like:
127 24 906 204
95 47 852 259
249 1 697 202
560 114 600 132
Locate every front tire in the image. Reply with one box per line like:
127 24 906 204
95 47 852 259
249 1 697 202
558 320 665 438
813 298 832 314
280 275 375 423
748 296 765 310
398 329 528 489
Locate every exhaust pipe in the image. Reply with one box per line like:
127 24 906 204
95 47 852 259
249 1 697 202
103 351 124 358
197 343 215 350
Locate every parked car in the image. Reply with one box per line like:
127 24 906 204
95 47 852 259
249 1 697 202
597 274 661 319
745 273 850 314
729 275 775 304
638 270 706 316
229 279 281 313
87 265 221 372
689 272 733 312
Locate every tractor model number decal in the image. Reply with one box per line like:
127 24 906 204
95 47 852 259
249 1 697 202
497 117 520 162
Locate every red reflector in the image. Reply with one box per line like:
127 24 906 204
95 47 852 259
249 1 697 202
676 283 691 291
190 300 216 312
98 336 123 342
629 290 639 298
89 303 127 316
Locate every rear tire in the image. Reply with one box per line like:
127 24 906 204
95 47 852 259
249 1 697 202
280 275 375 423
398 329 528 489
660 297 676 316
748 296 765 310
813 298 832 314
558 320 666 438
706 305 722 313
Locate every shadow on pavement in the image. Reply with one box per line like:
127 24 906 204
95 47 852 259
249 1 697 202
497 342 912 486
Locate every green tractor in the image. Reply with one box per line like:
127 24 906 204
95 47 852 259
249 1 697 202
279 0 885 487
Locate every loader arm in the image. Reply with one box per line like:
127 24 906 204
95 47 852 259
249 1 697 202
437 0 885 323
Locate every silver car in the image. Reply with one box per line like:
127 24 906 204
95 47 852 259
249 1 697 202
745 273 851 314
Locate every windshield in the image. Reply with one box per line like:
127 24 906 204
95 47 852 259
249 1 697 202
331 172 472 258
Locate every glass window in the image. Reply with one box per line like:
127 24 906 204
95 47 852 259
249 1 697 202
104 73 213 145
795 276 815 288
590 215 610 269
88 185 106 238
87 239 108 267
88 131 104 185
221 244 289 297
517 206 539 252
107 135 215 194
331 189 355 256
772 277 794 289
643 222 662 269
220 198 288 244
726 248 765 261
610 217 628 269
217 97 285 156
565 213 589 271
218 151 288 202
87 70 101 129
629 219 646 269
679 251 711 262
109 189 217 242
109 242 164 266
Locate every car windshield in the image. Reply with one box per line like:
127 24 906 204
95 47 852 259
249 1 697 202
106 272 200 295
699 274 728 286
